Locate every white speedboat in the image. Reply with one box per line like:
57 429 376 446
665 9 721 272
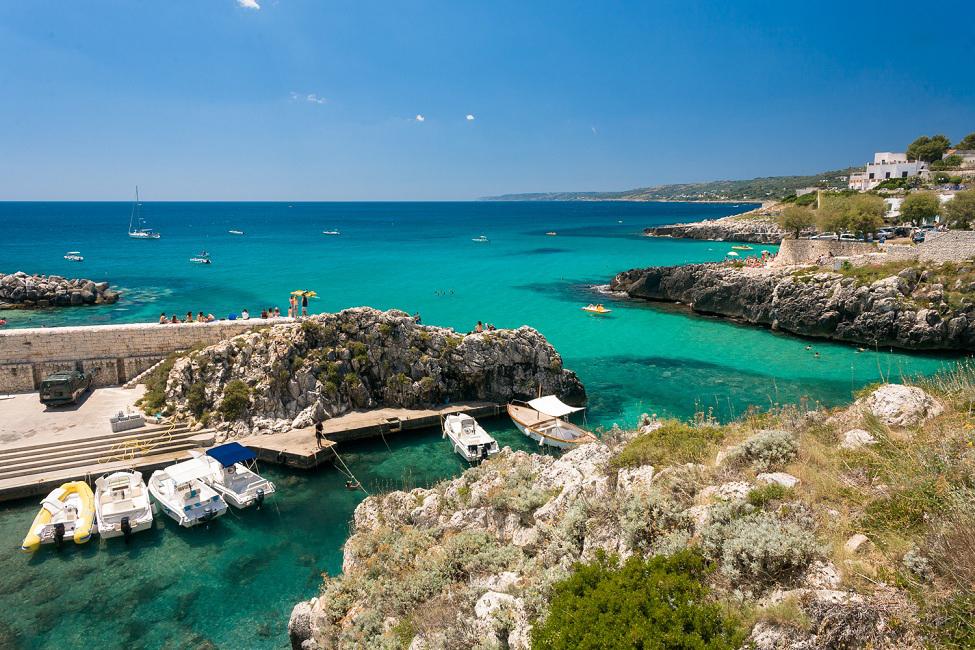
472 235 489 243
128 186 161 239
322 230 341 236
94 471 154 539
228 229 244 235
64 251 84 262
189 250 212 264
193 443 275 509
148 459 228 527
507 396 598 449
442 413 500 463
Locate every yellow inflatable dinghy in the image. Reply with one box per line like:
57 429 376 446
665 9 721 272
21 481 95 552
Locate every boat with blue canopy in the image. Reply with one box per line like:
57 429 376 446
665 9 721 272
193 443 276 509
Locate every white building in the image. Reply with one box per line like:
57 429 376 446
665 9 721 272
848 152 928 191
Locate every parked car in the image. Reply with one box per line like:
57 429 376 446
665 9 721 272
39 370 92 406
912 231 926 243
811 232 838 240
839 233 859 242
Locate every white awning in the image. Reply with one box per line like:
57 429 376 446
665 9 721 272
528 395 584 418
165 458 213 486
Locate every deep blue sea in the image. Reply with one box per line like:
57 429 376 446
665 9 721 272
0 201 962 648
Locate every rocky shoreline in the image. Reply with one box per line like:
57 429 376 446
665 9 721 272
0 271 120 309
289 380 956 649
159 307 586 435
645 205 786 244
610 262 975 351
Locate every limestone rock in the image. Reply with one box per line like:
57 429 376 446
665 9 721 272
0 271 120 309
844 533 870 555
857 384 943 427
840 428 877 450
757 472 800 489
699 481 752 502
288 600 318 650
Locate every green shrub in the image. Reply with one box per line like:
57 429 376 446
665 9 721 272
136 353 180 412
219 380 251 420
725 429 799 472
187 382 207 418
747 483 792 508
611 420 725 470
531 550 744 649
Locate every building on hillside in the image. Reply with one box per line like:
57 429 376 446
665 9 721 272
849 152 928 191
944 150 975 167
795 187 818 197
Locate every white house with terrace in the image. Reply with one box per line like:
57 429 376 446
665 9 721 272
849 152 928 191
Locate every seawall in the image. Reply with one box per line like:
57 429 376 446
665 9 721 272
0 319 290 392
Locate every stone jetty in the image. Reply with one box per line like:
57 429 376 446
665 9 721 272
0 271 120 308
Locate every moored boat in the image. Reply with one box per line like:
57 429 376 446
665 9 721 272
228 229 244 235
189 250 212 264
63 251 84 262
472 235 489 243
322 229 341 236
94 470 154 540
581 304 611 314
148 459 228 527
193 443 276 509
507 396 598 449
128 186 161 239
21 481 95 552
442 413 500 463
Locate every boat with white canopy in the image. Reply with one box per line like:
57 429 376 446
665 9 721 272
442 413 500 463
507 395 598 449
63 251 84 262
191 443 276 509
148 458 228 527
94 470 154 540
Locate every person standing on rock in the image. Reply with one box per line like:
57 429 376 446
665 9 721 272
301 293 309 317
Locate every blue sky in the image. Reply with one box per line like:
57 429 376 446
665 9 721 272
1 1 973 200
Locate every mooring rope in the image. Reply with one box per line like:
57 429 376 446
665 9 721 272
330 447 370 495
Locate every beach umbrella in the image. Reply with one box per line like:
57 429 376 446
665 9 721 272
726 251 739 257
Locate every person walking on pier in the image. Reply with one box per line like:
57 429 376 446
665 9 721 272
314 421 324 449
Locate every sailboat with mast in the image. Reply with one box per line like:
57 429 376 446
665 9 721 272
128 186 160 239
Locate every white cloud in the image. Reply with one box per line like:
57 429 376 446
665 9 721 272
415 114 425 122
237 0 261 9
591 126 598 134
306 94 327 105
466 114 475 121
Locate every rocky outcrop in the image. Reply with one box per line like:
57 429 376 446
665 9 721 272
855 384 943 427
163 307 585 434
0 271 119 308
610 263 975 351
645 213 787 244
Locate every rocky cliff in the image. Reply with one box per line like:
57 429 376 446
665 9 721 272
162 307 585 435
289 379 963 649
611 262 975 351
0 271 120 308
645 209 787 244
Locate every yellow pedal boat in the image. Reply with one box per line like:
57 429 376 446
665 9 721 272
731 245 753 250
21 481 95 552
581 304 612 314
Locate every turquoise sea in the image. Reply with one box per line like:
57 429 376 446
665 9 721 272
0 201 962 648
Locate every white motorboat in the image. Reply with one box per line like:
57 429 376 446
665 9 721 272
228 229 244 235
472 235 489 243
442 413 500 463
189 250 212 264
64 251 84 262
507 395 598 449
94 470 154 540
148 458 228 527
193 443 276 509
322 230 341 236
128 186 161 239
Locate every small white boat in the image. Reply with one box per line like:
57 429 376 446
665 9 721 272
189 250 212 264
94 471 154 540
148 459 228 527
472 235 489 243
442 413 500 463
507 396 598 449
192 443 275 509
546 231 557 236
322 230 341 236
228 230 245 235
64 251 84 262
726 251 740 257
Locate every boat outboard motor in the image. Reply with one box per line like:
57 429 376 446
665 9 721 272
121 516 132 541
201 507 215 528
256 488 265 509
53 523 65 548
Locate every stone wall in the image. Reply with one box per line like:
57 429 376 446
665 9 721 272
917 231 975 263
0 318 290 392
773 239 880 266
774 232 975 267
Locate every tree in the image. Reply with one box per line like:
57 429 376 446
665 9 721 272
778 205 815 239
907 134 951 163
845 194 885 235
955 132 975 150
900 192 941 226
944 190 975 230
531 550 743 650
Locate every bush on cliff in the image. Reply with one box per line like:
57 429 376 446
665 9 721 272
531 550 743 649
219 380 251 420
186 382 207 418
611 420 725 470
